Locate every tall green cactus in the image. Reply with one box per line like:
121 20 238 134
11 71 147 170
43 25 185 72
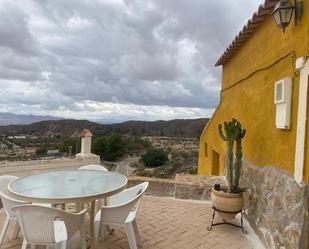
234 122 246 191
218 119 246 193
218 119 237 193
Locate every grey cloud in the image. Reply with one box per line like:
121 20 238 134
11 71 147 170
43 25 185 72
0 0 261 119
120 53 177 81
0 3 40 56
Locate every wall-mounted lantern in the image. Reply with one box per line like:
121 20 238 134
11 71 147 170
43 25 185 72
271 0 303 32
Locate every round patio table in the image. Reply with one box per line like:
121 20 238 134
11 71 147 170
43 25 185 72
8 169 128 248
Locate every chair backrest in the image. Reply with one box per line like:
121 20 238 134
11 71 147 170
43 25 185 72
78 165 108 172
0 191 27 217
0 175 18 196
0 175 27 216
12 205 87 245
101 182 149 224
109 182 148 207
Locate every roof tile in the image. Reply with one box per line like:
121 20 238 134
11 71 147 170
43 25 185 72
215 0 278 66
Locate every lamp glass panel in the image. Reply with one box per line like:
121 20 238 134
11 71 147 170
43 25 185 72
273 10 282 26
280 8 293 23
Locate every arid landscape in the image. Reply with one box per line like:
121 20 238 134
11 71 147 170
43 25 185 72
0 117 205 178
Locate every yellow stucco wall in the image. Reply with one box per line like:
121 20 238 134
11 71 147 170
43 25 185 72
198 4 309 180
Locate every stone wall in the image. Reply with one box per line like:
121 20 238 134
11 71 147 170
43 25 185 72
240 160 308 249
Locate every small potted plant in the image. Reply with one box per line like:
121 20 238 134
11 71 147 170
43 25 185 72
211 118 246 220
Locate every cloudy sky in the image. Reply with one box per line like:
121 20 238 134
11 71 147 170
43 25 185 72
0 0 261 122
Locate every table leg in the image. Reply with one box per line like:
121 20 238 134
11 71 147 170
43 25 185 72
89 200 96 248
76 201 83 212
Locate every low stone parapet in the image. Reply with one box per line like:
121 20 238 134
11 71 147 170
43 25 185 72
128 176 175 197
0 155 100 176
0 157 221 201
128 174 226 200
175 174 226 200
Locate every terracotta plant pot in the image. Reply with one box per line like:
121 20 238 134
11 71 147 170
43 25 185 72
211 188 244 220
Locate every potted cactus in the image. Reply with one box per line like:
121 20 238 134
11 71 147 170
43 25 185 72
211 118 246 220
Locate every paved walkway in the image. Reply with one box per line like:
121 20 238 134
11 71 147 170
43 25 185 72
0 196 259 249
96 196 256 249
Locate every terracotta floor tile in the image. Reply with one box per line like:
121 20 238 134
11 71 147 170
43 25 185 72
0 196 256 249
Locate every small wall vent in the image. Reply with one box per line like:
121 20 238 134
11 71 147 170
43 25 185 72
274 77 292 130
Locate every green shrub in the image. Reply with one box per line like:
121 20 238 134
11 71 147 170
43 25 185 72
141 149 168 167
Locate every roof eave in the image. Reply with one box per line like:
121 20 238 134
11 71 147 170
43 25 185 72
215 0 278 67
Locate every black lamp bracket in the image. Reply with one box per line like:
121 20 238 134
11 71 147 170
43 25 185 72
295 0 303 25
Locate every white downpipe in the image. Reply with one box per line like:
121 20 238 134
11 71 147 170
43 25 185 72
294 58 309 185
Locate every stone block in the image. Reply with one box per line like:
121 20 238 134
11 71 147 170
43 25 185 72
241 160 308 249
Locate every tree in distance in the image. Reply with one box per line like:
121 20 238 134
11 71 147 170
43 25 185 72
61 137 80 154
93 134 125 161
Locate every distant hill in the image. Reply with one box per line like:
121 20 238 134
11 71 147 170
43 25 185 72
0 112 61 125
0 118 209 138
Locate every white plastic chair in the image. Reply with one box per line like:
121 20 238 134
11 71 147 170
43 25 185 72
12 205 87 249
78 165 108 172
94 182 149 249
0 175 28 246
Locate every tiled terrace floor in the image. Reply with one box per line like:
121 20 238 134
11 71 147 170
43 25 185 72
1 196 257 249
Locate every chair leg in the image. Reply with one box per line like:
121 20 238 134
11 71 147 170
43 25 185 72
21 239 27 249
12 222 20 240
94 217 104 243
80 221 87 249
132 220 141 246
94 220 99 243
0 216 10 246
125 223 137 249
56 240 66 249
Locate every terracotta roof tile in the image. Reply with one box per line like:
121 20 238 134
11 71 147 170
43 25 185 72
79 129 93 137
215 0 278 66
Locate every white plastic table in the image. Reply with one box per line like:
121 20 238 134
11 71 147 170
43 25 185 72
8 170 128 247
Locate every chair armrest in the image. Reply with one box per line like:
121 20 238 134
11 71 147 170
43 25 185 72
100 201 137 224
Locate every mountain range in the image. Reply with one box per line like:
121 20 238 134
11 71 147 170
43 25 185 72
0 112 61 125
0 115 209 138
